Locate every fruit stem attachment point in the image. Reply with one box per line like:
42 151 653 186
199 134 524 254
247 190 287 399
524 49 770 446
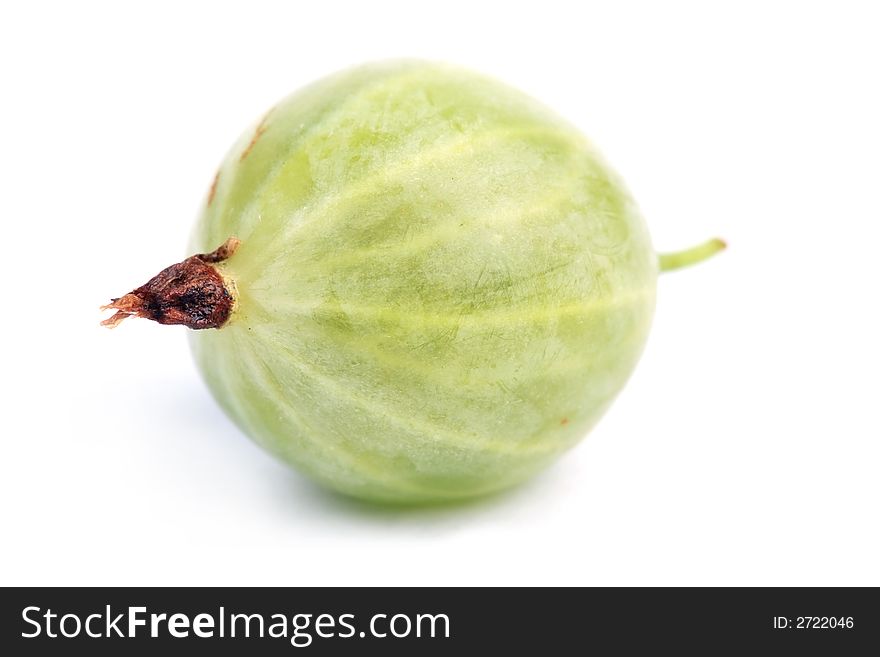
658 238 726 273
101 237 240 330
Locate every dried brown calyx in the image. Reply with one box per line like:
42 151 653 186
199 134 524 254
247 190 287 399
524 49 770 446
101 237 240 330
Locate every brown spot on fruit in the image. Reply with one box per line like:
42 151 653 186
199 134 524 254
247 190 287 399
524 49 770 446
239 108 274 162
207 170 220 206
560 418 569 426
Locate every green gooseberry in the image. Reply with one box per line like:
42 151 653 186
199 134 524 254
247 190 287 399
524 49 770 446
104 60 724 504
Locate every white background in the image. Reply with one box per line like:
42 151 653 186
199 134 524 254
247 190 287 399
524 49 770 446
2 1 878 586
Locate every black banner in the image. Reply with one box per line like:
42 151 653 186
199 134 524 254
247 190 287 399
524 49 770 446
1 587 877 654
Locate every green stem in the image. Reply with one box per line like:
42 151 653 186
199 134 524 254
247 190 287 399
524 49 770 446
658 238 726 273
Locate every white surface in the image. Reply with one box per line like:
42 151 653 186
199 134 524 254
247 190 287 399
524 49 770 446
2 1 878 586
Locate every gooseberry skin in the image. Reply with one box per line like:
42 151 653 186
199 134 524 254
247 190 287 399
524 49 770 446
188 61 657 504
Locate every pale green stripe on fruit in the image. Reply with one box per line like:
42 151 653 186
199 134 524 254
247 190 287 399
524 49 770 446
231 328 458 497
276 178 577 278
201 65 427 252
254 295 648 398
222 65 489 254
261 288 651 328
240 327 552 500
240 124 578 281
246 321 572 457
